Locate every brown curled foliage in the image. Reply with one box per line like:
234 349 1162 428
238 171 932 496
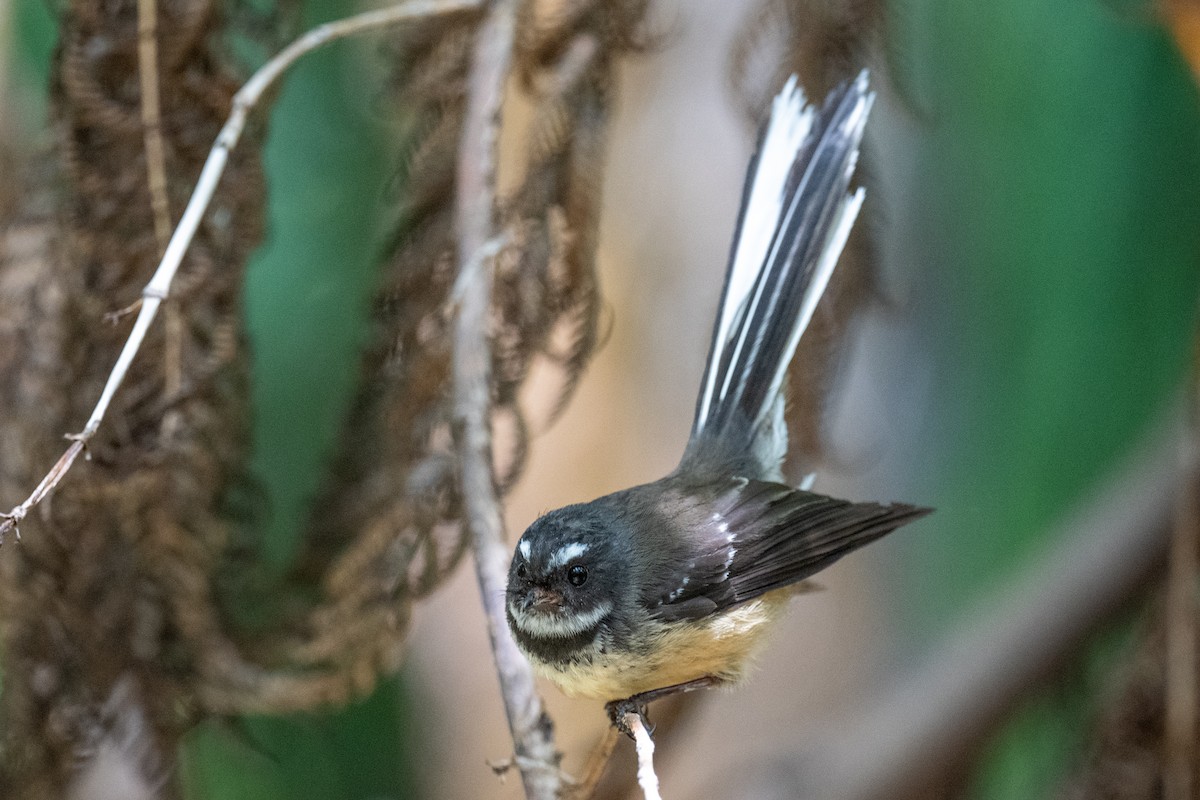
729 0 883 470
283 0 651 694
0 0 268 794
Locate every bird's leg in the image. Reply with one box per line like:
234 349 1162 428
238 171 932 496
605 676 722 737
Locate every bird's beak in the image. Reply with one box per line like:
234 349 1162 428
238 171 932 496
528 587 563 614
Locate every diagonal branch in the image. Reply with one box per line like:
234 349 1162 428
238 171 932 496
451 0 563 798
0 0 481 544
719 415 1189 800
1164 406 1199 800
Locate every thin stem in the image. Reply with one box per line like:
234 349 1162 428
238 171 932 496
135 0 184 439
1165 418 1199 800
136 0 171 249
571 726 620 799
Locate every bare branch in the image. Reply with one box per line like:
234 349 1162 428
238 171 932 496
452 1 562 798
0 0 481 544
831 425 1185 800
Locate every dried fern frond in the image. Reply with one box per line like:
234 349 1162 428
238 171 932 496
0 0 267 792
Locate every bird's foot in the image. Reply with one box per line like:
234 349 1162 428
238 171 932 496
604 676 721 739
604 697 650 739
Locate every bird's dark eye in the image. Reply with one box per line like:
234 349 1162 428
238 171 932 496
567 565 588 587
516 563 528 580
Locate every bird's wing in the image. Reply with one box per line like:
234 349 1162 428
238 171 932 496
646 478 929 623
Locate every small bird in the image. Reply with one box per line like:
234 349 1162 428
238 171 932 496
505 72 929 720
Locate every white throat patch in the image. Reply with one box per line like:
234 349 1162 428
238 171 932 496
508 599 612 639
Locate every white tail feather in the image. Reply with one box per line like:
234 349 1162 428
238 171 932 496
689 71 873 462
696 77 814 428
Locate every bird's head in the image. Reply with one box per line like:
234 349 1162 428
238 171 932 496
505 504 627 644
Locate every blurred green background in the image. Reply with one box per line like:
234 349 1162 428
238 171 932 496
4 0 1199 797
900 2 1200 795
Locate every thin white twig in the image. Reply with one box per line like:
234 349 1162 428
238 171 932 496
624 713 663 800
0 0 481 543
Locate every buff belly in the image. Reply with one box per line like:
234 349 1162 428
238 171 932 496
534 589 794 700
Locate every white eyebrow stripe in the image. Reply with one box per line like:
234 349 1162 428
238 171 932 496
518 540 531 559
547 542 589 570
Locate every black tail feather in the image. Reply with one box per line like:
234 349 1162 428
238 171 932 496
686 72 873 477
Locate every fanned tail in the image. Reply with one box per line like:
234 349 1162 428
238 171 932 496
685 72 873 477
